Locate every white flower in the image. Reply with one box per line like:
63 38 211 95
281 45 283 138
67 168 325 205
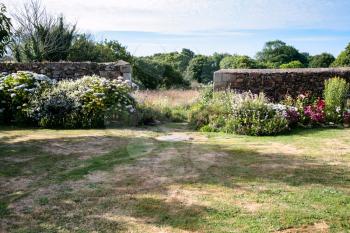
93 93 105 97
336 106 341 113
10 93 16 98
16 106 21 110
14 84 27 90
0 108 4 113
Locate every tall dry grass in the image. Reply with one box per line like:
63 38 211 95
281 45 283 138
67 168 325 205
134 89 200 108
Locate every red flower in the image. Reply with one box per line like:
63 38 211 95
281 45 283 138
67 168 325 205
316 99 325 111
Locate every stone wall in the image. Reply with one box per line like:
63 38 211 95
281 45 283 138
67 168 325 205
214 68 350 100
0 60 132 81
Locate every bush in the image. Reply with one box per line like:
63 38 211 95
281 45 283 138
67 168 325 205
0 71 54 124
189 90 289 135
188 88 231 131
227 93 289 135
28 76 135 128
219 55 259 69
324 77 350 123
279 60 304 69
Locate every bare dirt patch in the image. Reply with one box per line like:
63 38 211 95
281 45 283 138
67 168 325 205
41 137 123 159
276 221 329 233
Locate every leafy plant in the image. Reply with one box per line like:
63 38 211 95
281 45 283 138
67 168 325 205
0 71 54 124
227 93 289 135
28 76 136 128
324 77 350 123
279 60 304 69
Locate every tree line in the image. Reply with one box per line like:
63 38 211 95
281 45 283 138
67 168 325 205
1 1 350 89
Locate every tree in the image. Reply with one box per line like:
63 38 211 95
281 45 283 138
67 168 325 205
147 48 195 73
0 3 11 58
211 52 230 68
309 53 335 68
332 43 350 67
11 0 76 62
68 34 132 63
133 58 189 89
256 40 308 68
185 55 217 83
279 60 304 69
219 55 259 69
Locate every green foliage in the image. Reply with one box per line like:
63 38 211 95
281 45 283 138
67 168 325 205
0 71 53 125
219 55 259 69
146 48 195 73
13 15 76 62
332 43 350 67
28 76 135 128
309 53 335 68
228 94 289 135
136 103 188 125
279 60 304 69
256 40 308 68
0 3 12 58
324 77 350 123
189 90 289 135
68 34 132 62
133 58 189 89
185 55 217 83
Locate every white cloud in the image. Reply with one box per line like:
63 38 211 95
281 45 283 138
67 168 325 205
4 0 350 33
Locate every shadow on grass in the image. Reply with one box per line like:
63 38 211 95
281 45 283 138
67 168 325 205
1 125 350 232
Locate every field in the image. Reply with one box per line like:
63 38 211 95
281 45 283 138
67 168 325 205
1 121 350 232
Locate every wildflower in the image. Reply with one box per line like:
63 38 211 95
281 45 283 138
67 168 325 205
336 106 341 113
93 93 105 97
10 93 16 98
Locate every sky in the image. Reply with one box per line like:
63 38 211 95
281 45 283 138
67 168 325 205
4 0 350 57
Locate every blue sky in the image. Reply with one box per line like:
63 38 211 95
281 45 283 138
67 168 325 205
5 0 350 57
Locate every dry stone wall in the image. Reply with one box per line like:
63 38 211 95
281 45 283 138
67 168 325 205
214 68 350 100
0 60 132 81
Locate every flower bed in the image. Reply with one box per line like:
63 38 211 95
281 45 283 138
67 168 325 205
0 72 136 128
190 77 350 136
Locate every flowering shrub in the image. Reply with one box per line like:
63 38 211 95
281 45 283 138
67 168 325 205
227 93 289 136
189 91 289 135
28 76 136 128
303 99 326 124
0 71 54 124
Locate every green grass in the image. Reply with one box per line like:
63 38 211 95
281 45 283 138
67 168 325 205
1 124 350 232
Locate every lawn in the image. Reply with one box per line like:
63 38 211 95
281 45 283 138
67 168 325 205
0 123 350 233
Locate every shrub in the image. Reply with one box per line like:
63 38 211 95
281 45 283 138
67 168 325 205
28 76 135 128
189 90 289 135
0 71 54 124
279 60 304 69
188 89 231 131
303 99 326 124
219 55 259 69
227 93 289 136
324 77 349 123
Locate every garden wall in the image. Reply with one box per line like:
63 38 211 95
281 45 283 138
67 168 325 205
214 68 350 100
0 60 132 81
